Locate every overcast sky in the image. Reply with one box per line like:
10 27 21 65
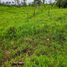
1 0 55 3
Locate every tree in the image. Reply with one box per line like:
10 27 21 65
42 0 45 4
56 0 67 8
14 0 19 5
34 0 42 5
0 0 1 4
23 0 27 6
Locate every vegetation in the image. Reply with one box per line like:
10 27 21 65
0 5 67 67
56 0 67 8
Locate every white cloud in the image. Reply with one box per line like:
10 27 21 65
1 0 55 4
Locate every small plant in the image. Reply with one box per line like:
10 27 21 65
5 27 17 40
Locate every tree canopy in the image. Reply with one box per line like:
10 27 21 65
56 0 67 8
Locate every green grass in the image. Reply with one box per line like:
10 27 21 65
0 5 67 67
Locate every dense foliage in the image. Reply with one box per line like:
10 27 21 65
56 0 67 8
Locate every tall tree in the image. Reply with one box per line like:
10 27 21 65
42 0 45 4
15 0 19 5
23 0 27 5
34 0 42 5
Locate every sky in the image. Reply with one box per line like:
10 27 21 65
1 0 55 4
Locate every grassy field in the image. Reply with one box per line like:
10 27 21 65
0 5 67 67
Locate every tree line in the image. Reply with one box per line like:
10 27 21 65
33 0 67 8
56 0 67 8
0 0 67 8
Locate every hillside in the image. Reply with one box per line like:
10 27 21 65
0 6 67 67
